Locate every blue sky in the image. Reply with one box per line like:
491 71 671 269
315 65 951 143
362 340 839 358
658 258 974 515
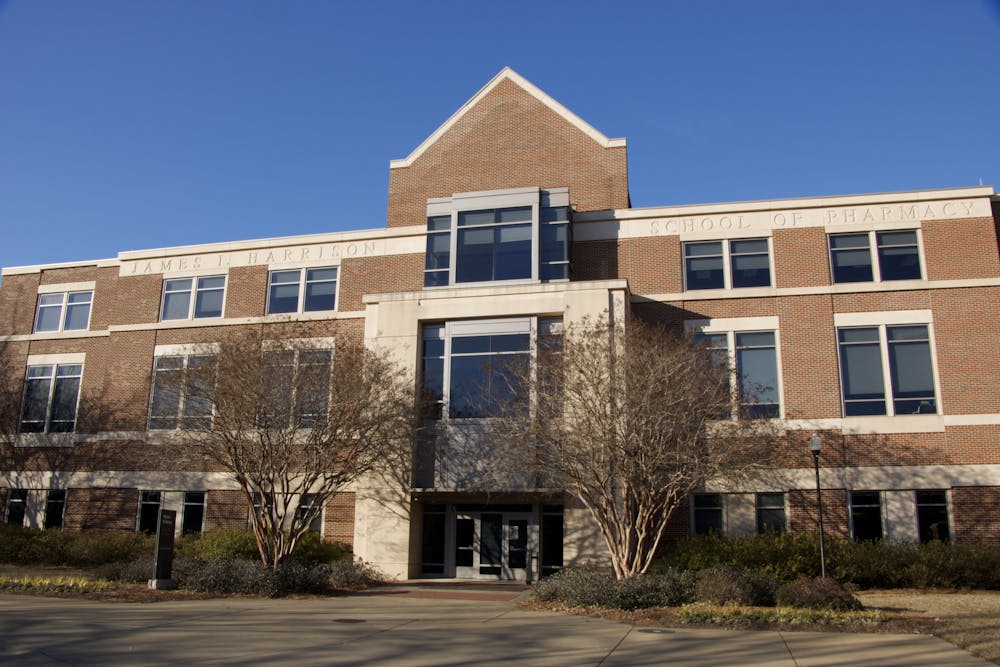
1 0 999 271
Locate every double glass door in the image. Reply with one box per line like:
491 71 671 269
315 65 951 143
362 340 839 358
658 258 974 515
455 512 534 580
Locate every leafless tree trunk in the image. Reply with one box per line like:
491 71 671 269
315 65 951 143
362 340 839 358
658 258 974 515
168 329 415 570
489 317 781 579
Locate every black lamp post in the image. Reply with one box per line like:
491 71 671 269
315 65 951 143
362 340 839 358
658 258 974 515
808 433 827 578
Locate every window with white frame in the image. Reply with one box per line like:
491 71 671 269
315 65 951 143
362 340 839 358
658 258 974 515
34 291 93 333
684 238 772 290
420 317 561 420
267 267 338 314
20 363 83 433
837 324 937 416
161 276 225 320
828 230 922 283
148 354 217 430
692 327 781 418
261 347 333 428
423 188 571 288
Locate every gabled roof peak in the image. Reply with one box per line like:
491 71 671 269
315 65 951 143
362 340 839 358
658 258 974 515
390 67 626 169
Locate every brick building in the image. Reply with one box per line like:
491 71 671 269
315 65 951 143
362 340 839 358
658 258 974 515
2 68 999 580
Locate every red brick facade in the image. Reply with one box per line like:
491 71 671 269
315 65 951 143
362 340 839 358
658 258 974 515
2 68 999 570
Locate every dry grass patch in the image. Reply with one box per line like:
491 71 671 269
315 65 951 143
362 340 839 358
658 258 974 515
858 589 1000 665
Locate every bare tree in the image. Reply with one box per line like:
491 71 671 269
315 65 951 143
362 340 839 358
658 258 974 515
488 317 781 579
0 342 21 448
169 330 415 570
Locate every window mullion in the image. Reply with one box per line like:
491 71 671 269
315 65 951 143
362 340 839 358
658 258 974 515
298 270 307 314
767 237 776 289
727 331 738 418
59 292 69 331
531 203 539 282
44 366 57 432
878 325 895 416
442 327 452 420
177 356 189 423
869 231 882 282
448 212 458 285
722 243 733 289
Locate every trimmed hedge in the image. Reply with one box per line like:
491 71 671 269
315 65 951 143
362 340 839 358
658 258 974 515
172 558 382 597
534 565 697 610
533 566 867 612
0 524 153 567
0 526 348 568
694 566 776 607
660 533 1000 589
775 577 862 611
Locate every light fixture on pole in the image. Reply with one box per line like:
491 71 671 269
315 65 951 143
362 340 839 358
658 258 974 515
808 432 827 578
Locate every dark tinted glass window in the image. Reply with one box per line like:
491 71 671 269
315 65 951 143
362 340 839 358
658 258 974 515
887 326 935 414
839 328 886 416
44 490 66 529
693 494 723 535
6 489 27 525
685 242 724 290
182 492 205 534
138 491 162 534
736 332 778 418
755 492 785 533
876 231 921 280
830 234 874 283
850 491 882 541
916 490 950 543
730 239 770 287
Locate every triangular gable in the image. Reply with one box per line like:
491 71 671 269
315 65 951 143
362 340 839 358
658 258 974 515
390 67 626 169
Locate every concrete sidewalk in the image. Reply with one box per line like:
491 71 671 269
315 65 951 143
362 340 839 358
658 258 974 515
0 590 991 666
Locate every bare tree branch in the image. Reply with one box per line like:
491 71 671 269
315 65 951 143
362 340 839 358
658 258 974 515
166 329 415 570
487 316 782 579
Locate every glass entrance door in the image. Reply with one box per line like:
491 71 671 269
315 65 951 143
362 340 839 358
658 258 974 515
454 512 535 580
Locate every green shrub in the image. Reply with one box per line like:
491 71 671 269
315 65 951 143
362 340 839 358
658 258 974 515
288 531 349 564
533 565 696 610
176 529 260 562
68 531 155 566
175 558 280 596
694 567 777 606
172 557 381 597
175 529 349 564
96 557 156 583
775 576 862 611
0 524 32 563
660 532 826 580
661 534 1000 590
0 525 153 567
534 565 618 606
323 558 384 591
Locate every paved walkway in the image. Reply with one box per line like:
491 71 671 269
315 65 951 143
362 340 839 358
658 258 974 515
0 587 991 666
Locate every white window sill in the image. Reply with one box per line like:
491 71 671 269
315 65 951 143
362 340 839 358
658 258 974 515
841 414 944 434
